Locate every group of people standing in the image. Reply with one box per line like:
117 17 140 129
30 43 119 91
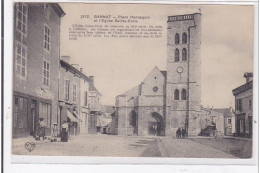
36 118 70 142
176 127 187 138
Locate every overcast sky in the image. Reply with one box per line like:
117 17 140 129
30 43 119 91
60 3 254 108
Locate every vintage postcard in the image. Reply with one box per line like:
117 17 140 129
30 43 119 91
6 1 257 165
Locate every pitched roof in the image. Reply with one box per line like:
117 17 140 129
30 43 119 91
51 3 66 17
213 108 235 117
232 80 253 96
118 67 166 97
160 71 167 78
118 84 141 97
89 83 102 95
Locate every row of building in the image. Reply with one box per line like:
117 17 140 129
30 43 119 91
12 3 109 138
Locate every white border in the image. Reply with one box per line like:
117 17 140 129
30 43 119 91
3 0 259 172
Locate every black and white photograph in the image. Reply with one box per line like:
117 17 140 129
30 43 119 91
5 1 257 165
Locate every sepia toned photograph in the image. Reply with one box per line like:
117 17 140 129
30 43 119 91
11 2 255 160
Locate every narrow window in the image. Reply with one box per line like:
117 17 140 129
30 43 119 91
228 119 232 125
85 91 88 106
44 25 51 51
182 48 187 61
174 89 179 100
73 84 77 102
16 44 26 77
16 3 28 34
43 61 50 86
175 33 180 45
236 99 243 112
182 32 187 44
65 80 70 100
181 89 186 100
249 99 252 110
175 49 179 62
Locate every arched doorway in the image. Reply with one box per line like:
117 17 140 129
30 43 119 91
148 112 164 136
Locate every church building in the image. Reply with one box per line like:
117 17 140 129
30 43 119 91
113 13 202 137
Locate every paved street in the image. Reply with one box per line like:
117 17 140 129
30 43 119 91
13 134 237 158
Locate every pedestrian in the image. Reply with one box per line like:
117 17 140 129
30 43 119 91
51 123 59 142
61 120 69 142
154 124 157 136
176 129 179 138
38 118 46 140
176 128 181 138
182 127 186 138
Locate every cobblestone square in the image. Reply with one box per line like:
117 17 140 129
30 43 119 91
13 134 242 158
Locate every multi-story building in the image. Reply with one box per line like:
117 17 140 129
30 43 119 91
79 68 92 134
89 76 102 112
232 73 253 138
59 56 82 136
59 56 102 136
114 13 201 137
13 3 65 138
214 107 235 136
88 77 103 133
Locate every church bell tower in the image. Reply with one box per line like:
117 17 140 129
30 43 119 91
165 13 201 136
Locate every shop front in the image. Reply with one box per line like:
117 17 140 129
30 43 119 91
59 102 80 136
13 91 52 138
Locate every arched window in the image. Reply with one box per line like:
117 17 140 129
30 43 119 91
182 48 187 61
175 33 180 45
174 89 179 100
181 89 187 100
175 49 179 62
182 32 187 44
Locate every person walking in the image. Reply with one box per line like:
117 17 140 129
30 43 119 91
176 128 181 138
38 118 46 140
51 123 59 142
154 124 157 136
61 121 69 142
181 127 186 138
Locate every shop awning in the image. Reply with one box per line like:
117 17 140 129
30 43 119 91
67 110 78 122
96 115 112 127
73 111 83 122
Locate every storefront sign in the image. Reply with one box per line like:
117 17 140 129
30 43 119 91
36 87 54 100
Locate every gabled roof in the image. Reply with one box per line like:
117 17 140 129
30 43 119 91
213 108 235 117
50 3 66 18
232 80 253 96
60 59 101 95
117 66 166 97
118 84 141 97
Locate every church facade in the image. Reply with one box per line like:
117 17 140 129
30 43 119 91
114 13 202 136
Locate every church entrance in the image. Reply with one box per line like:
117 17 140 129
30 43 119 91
148 112 164 136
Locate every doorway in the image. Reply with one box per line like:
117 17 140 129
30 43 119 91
148 112 164 136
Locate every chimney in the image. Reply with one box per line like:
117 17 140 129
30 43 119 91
61 56 70 63
89 76 94 85
80 68 83 73
230 106 233 113
244 72 253 83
